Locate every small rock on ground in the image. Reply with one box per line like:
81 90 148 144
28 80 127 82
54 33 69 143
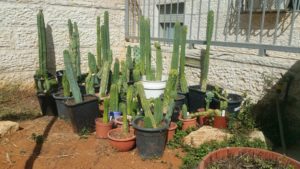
0 121 19 137
184 126 232 148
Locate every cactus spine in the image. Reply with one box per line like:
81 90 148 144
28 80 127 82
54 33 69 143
100 62 110 97
62 71 70 97
37 10 47 76
154 42 162 81
109 84 119 112
63 50 82 103
179 26 188 93
171 22 181 70
112 58 120 84
136 82 157 128
96 16 102 69
200 11 214 92
103 98 110 123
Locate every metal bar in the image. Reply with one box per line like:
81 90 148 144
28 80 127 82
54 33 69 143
235 0 242 42
214 0 220 41
163 0 167 45
128 36 300 53
273 0 281 45
169 0 173 44
133 0 136 38
158 0 161 38
208 0 211 11
143 0 145 16
176 0 179 21
189 0 194 44
125 0 129 39
183 0 186 24
152 0 155 37
197 0 202 40
224 0 231 41
147 0 150 17
288 0 297 46
246 0 253 42
259 0 266 44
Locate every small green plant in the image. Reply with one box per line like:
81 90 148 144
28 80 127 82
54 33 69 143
79 127 91 139
31 133 44 144
182 104 189 119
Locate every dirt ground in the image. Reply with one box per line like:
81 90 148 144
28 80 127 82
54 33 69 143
0 116 183 169
0 85 183 169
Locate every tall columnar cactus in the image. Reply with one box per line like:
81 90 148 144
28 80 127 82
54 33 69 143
85 53 98 94
112 58 120 84
68 19 73 42
120 102 128 133
154 42 162 81
109 84 119 112
96 16 102 69
126 46 133 70
85 74 95 95
73 22 81 78
139 16 146 75
37 10 47 76
179 26 188 93
126 85 134 116
62 71 70 97
171 22 181 70
103 98 110 123
101 11 111 64
144 18 152 80
68 21 81 81
164 100 175 124
154 98 163 127
88 52 98 74
200 11 214 92
136 82 157 128
120 60 128 83
63 50 82 103
104 11 110 52
163 69 179 113
100 62 110 97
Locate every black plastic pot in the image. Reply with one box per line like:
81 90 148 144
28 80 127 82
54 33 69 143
56 70 64 89
65 95 99 133
53 92 72 120
211 93 243 115
132 117 168 159
188 85 206 112
172 94 186 122
37 92 58 116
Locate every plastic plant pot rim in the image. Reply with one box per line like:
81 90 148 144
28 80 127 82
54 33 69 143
64 94 98 107
107 128 136 142
168 122 178 131
132 116 168 132
141 75 168 82
52 92 72 100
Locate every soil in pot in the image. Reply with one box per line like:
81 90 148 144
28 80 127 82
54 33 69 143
132 117 168 159
95 118 113 139
179 116 197 130
167 122 177 142
65 95 99 133
107 128 136 152
213 116 228 129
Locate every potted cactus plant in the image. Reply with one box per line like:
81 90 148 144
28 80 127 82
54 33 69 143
63 50 99 134
85 53 100 94
95 97 113 138
107 86 136 151
179 104 197 130
34 10 58 116
138 17 167 99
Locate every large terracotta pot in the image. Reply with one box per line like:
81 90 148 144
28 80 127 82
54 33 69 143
167 122 178 142
107 128 136 152
198 147 300 169
95 118 113 139
179 116 197 130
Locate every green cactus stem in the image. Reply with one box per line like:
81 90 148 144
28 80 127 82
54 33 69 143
133 68 141 82
182 104 188 119
112 58 120 84
163 69 178 113
68 19 73 42
144 18 152 80
104 11 110 52
154 42 162 81
171 22 181 70
63 50 82 104
164 100 175 125
136 82 157 128
85 74 95 95
62 71 70 97
100 62 110 97
200 11 214 93
153 98 163 127
120 102 128 134
73 22 81 79
109 84 119 112
103 98 110 123
126 85 134 116
96 16 102 69
179 26 188 93
126 46 133 70
139 16 145 75
101 25 108 62
37 10 47 76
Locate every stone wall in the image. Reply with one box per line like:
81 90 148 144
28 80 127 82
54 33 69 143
0 0 126 86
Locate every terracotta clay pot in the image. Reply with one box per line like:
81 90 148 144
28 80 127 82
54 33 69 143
198 147 300 169
179 116 197 130
213 116 227 129
167 122 178 142
115 116 132 128
95 118 113 139
196 108 209 126
107 128 136 152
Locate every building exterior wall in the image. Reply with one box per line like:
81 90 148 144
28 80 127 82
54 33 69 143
0 0 126 86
